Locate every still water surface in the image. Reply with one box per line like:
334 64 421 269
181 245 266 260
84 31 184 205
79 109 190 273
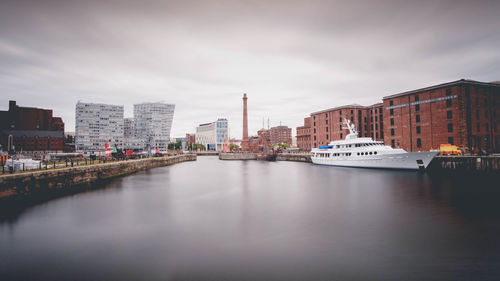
1 157 500 280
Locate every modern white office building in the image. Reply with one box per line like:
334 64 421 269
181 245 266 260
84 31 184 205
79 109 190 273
75 102 124 152
133 102 175 151
195 118 228 151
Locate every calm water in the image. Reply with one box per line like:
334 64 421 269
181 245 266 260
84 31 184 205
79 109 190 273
1 157 500 281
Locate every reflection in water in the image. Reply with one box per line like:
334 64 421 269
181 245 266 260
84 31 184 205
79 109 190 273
1 157 500 281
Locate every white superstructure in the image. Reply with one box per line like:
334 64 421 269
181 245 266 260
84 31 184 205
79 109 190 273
311 119 438 170
75 102 124 152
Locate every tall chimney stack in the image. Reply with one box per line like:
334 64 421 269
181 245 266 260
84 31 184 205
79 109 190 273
242 93 248 141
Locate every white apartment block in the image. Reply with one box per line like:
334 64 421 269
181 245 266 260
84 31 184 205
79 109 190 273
134 102 175 151
75 102 124 152
195 118 228 151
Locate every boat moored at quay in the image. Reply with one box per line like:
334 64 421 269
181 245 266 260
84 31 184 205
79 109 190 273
311 119 438 170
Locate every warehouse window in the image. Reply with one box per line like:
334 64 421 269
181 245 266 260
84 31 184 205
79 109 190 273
415 104 420 112
416 126 421 134
477 123 481 132
417 138 422 148
390 118 394 126
415 95 419 101
448 137 454 145
446 89 451 96
390 109 394 115
390 100 394 106
447 98 452 107
391 139 395 148
391 128 395 136
447 110 452 119
448 123 453 133
416 115 420 123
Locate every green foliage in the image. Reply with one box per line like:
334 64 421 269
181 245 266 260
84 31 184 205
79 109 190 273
174 141 182 150
168 143 175 150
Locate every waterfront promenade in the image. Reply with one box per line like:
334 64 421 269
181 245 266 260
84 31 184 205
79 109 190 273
0 154 196 201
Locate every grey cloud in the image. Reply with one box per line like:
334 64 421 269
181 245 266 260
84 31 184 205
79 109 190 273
1 0 499 138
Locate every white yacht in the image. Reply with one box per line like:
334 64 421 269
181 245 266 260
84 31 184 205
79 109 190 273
311 119 438 170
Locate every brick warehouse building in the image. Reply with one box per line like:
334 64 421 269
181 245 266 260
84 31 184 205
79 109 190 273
296 117 312 151
384 79 500 153
309 104 384 149
0 100 65 153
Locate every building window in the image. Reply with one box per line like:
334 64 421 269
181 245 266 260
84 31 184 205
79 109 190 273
485 110 488 118
375 109 378 114
364 117 367 122
390 100 394 106
391 128 395 136
314 136 316 140
314 128 316 133
416 126 421 134
448 137 454 145
371 117 373 122
416 115 420 123
477 123 481 132
415 95 419 101
447 98 452 107
339 117 342 122
375 116 378 122
340 133 343 139
340 125 342 130
446 88 451 96
415 104 420 112
326 119 328 124
326 113 328 118
375 124 378 130
390 109 394 115
350 110 353 114
447 110 452 119
391 139 395 148
376 132 379 138
486 123 489 131
351 117 354 122
417 138 422 148
326 127 328 132
390 118 394 126
475 97 479 106
326 134 329 140
448 123 453 133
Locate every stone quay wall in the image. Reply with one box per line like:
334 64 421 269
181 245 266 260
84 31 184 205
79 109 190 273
0 154 196 200
219 153 258 160
277 153 312 163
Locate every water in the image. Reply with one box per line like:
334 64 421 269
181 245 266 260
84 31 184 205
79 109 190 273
1 157 500 281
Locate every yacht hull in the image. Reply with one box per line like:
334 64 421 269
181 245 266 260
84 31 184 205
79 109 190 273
311 151 438 170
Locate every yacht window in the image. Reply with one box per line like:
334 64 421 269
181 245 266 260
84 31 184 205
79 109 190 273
357 152 359 156
369 152 372 155
374 151 377 155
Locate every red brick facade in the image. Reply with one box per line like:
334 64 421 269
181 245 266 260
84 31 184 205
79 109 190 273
300 79 500 153
309 104 383 148
383 80 500 153
296 117 312 151
0 100 65 152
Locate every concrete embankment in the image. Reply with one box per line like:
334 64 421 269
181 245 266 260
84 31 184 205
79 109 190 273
0 154 196 200
219 153 258 160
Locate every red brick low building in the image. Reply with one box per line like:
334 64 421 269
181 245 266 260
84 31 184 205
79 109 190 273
0 100 65 152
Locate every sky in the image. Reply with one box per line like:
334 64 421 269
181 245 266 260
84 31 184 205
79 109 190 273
1 0 499 138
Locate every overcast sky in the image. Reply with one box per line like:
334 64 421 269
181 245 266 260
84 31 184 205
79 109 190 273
1 0 499 138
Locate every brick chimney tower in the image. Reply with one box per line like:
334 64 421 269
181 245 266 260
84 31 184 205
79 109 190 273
241 93 249 151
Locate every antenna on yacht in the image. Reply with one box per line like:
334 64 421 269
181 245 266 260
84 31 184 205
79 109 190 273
343 118 358 137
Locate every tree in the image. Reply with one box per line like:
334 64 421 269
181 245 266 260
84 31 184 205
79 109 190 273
229 143 239 152
168 143 175 150
174 141 182 150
